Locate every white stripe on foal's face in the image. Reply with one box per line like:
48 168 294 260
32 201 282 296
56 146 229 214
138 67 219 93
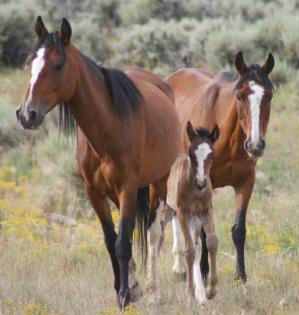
26 48 46 106
248 81 264 144
194 143 211 182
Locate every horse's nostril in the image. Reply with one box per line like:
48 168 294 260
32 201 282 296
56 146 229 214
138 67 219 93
244 140 250 152
16 108 21 121
259 139 266 151
29 110 37 122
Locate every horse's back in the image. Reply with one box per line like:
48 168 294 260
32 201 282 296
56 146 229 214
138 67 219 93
124 67 175 103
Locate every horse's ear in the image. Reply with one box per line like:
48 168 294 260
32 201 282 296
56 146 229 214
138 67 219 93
35 16 48 40
262 53 275 75
186 121 197 142
59 18 72 44
235 51 248 75
209 124 220 144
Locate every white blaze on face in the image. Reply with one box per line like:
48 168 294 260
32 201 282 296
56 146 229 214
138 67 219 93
194 143 211 182
26 48 46 106
248 81 264 144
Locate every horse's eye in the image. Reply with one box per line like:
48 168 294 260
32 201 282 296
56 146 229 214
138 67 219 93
54 63 64 71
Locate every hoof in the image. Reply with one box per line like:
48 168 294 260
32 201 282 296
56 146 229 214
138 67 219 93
146 292 161 305
206 287 217 300
129 281 143 303
234 272 247 283
172 271 187 282
117 289 130 309
146 282 161 305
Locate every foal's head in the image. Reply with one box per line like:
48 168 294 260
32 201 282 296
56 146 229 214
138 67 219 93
17 17 76 129
186 121 219 191
234 52 275 158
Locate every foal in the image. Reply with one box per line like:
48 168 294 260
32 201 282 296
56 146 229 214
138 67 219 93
162 121 219 303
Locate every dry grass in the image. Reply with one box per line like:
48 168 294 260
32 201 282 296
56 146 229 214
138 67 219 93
1 70 299 315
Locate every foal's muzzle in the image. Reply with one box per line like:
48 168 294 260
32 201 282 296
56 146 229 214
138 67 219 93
195 178 207 191
244 138 266 158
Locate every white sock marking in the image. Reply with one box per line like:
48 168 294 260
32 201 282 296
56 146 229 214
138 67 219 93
248 81 264 144
190 219 207 304
194 143 211 182
172 215 186 274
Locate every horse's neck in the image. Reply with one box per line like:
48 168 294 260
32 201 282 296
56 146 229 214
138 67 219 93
69 49 121 157
218 97 247 159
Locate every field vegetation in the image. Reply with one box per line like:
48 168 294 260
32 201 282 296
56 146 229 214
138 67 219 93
1 0 299 314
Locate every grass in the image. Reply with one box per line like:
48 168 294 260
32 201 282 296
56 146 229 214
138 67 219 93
0 69 299 314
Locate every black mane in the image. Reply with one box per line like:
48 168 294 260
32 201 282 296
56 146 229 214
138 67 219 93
28 31 143 136
82 55 143 117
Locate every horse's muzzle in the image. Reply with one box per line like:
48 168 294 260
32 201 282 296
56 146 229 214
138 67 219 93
16 106 44 130
244 138 266 158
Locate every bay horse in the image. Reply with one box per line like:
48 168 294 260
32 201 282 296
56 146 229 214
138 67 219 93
165 52 275 282
16 17 181 308
161 121 219 304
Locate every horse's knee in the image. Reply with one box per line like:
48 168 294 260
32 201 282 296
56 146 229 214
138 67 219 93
185 246 196 264
206 233 218 253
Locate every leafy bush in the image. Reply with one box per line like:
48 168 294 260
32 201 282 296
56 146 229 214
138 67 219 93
0 1 36 66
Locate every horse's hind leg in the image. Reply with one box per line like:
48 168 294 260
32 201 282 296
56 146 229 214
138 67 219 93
128 256 143 302
200 210 218 299
146 176 168 304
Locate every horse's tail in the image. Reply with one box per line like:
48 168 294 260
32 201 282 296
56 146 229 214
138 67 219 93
136 186 149 268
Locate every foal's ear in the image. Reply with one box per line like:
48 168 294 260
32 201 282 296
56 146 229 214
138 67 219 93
235 51 248 75
262 53 275 75
59 18 72 44
209 124 220 144
35 16 48 40
186 121 197 142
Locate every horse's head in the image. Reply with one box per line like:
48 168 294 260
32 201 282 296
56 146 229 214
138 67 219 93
234 52 274 158
17 16 77 129
186 121 219 191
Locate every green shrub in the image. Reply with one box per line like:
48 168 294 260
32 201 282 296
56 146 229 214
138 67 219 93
0 1 36 66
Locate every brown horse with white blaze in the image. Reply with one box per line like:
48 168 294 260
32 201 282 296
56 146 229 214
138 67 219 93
16 17 181 308
165 52 274 282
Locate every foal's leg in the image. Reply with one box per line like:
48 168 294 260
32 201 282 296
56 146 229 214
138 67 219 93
192 218 207 304
172 214 187 280
177 210 196 300
146 178 167 304
200 210 218 299
232 172 255 282
199 227 209 286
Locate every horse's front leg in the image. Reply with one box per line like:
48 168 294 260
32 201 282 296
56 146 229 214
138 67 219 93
200 209 218 299
115 186 137 309
85 187 121 295
232 172 255 282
